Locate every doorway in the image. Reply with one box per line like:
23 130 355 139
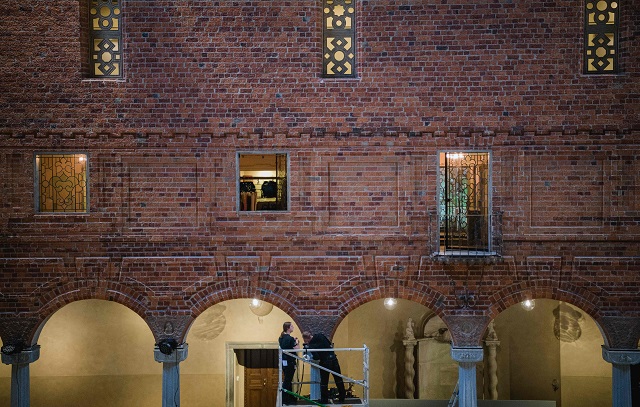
241 348 279 407
225 342 280 407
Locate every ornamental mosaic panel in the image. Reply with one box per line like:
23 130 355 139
89 0 122 78
584 0 619 74
323 0 356 77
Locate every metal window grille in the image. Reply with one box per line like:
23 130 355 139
439 152 490 255
584 0 619 74
89 0 122 78
323 0 356 77
36 154 88 213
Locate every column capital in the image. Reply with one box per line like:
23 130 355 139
1 345 40 365
154 343 188 363
402 339 417 347
451 346 484 363
602 346 640 365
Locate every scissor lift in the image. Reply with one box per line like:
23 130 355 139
277 345 369 407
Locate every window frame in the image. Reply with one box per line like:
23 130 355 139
436 150 494 256
34 152 90 214
236 151 290 213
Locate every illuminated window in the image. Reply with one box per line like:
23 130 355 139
584 0 619 74
35 153 88 213
238 153 288 212
438 152 491 255
89 0 122 78
323 0 356 78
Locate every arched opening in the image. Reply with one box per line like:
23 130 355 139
333 298 434 400
29 299 160 407
0 337 11 406
181 298 299 407
491 298 610 407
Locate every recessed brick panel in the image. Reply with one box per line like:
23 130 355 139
328 159 399 227
528 153 604 228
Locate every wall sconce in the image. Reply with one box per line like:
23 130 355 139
521 299 536 311
383 298 398 310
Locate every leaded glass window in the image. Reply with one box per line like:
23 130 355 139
584 0 619 74
323 0 356 77
89 0 122 78
35 154 88 213
438 152 491 255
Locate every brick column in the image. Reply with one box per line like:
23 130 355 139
1 345 40 407
154 343 188 407
451 346 483 407
602 347 640 407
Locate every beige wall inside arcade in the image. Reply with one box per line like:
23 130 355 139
0 298 613 407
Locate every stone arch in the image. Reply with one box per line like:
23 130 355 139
485 281 606 344
30 280 152 345
334 280 447 334
187 280 299 322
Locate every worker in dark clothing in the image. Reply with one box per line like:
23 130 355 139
279 322 300 405
302 331 346 404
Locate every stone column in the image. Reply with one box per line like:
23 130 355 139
451 346 483 407
154 343 188 407
402 338 417 399
1 345 40 407
602 347 640 407
483 339 500 400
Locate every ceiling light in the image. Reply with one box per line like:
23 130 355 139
521 299 536 311
383 298 398 310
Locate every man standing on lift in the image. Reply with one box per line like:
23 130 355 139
302 331 346 404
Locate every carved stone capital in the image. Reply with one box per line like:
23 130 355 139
296 314 340 337
602 347 640 366
451 346 484 363
599 316 640 349
154 344 188 363
0 316 40 345
402 339 418 347
147 314 194 342
1 345 40 365
443 315 490 346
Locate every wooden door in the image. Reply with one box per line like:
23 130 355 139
242 349 279 407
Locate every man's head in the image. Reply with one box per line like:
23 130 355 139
302 331 313 344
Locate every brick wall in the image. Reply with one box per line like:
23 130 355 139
0 1 639 347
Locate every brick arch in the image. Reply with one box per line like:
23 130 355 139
187 280 299 321
30 280 152 345
485 280 602 322
336 279 447 321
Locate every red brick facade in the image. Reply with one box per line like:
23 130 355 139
1 1 639 350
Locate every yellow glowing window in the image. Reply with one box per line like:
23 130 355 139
89 0 122 78
323 0 356 77
35 154 88 213
584 0 619 74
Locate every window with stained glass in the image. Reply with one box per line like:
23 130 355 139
438 152 491 255
89 0 122 78
323 0 356 77
584 0 619 74
35 154 88 213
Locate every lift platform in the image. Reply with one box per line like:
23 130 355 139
277 345 369 407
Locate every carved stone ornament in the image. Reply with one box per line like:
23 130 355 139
443 315 490 347
147 315 194 342
450 346 484 363
601 347 640 366
599 316 640 349
296 314 340 337
0 345 40 365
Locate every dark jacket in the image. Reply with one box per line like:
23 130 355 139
306 333 336 362
279 333 297 363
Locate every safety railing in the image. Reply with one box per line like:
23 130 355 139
278 345 369 407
